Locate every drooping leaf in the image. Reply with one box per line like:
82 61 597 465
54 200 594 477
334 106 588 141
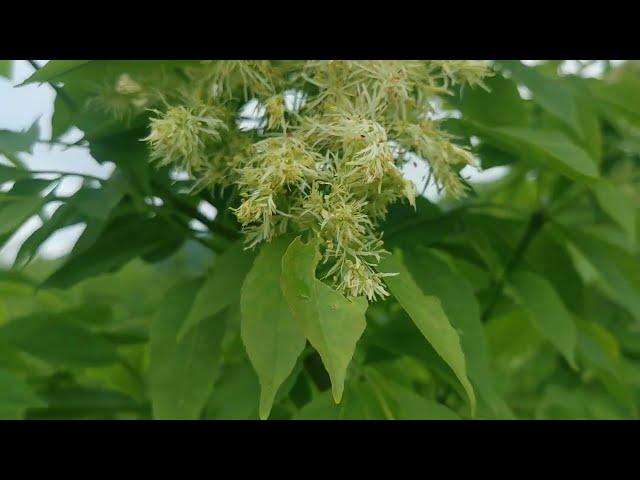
365 368 460 420
203 360 260 420
0 164 31 184
460 74 529 127
591 74 640 127
379 249 476 414
33 385 141 418
468 123 599 182
506 270 577 368
293 390 342 420
149 279 226 420
0 369 45 419
20 60 91 85
558 228 640 322
0 312 120 368
69 174 129 220
592 181 637 241
0 195 46 237
280 237 368 403
0 122 40 155
178 240 256 339
402 246 512 418
495 61 584 139
41 214 184 290
365 312 468 403
386 382 460 419
240 234 306 419
88 129 152 194
13 203 82 269
576 319 636 415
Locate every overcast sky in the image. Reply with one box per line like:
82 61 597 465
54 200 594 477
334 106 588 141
0 61 117 266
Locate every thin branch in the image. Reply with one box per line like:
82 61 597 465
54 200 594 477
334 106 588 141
36 139 89 149
480 209 547 323
29 169 106 183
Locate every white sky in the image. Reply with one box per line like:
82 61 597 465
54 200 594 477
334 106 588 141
0 60 529 267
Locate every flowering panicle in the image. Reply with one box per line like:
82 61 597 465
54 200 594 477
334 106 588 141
143 105 228 175
92 60 490 300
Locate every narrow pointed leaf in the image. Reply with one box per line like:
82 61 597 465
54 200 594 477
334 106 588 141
240 235 306 419
281 237 367 403
178 241 256 340
379 249 476 414
149 279 226 419
507 270 577 368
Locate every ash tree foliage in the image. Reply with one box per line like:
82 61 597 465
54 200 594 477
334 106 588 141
1 60 640 420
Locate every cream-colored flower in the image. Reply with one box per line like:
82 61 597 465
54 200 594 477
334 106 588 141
134 60 491 299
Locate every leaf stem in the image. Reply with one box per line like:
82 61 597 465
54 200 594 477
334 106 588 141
480 209 547 323
29 169 106 183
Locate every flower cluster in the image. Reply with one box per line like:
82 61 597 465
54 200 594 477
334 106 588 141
143 105 228 175
93 61 491 300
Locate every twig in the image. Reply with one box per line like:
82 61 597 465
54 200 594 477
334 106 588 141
29 169 106 183
480 209 547 323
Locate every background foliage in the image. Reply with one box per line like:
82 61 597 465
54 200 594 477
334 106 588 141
1 60 640 420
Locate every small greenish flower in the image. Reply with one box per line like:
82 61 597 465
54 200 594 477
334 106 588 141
144 105 227 175
131 60 491 299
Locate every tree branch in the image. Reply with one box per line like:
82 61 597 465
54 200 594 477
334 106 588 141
480 209 547 323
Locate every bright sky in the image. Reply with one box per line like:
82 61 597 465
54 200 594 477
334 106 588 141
0 60 553 267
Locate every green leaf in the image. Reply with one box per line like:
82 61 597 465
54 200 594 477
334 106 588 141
402 247 512 418
0 121 40 155
573 92 602 163
379 249 476 414
592 181 637 241
0 195 46 236
496 61 584 138
0 312 120 368
240 235 305 419
35 385 141 417
20 60 91 85
149 279 226 419
387 382 459 419
0 369 45 419
41 215 184 290
281 237 368 403
591 74 640 126
203 360 260 420
294 390 342 419
294 381 387 420
576 319 636 415
0 164 31 183
506 270 577 368
51 91 75 140
0 60 12 79
365 314 468 402
13 203 81 269
9 178 56 196
577 319 622 377
469 124 599 181
366 369 460 420
69 174 128 220
178 241 256 339
22 60 199 87
88 129 152 193
558 228 640 322
460 74 529 126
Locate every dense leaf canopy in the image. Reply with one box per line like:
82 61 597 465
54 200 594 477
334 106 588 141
1 60 639 420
